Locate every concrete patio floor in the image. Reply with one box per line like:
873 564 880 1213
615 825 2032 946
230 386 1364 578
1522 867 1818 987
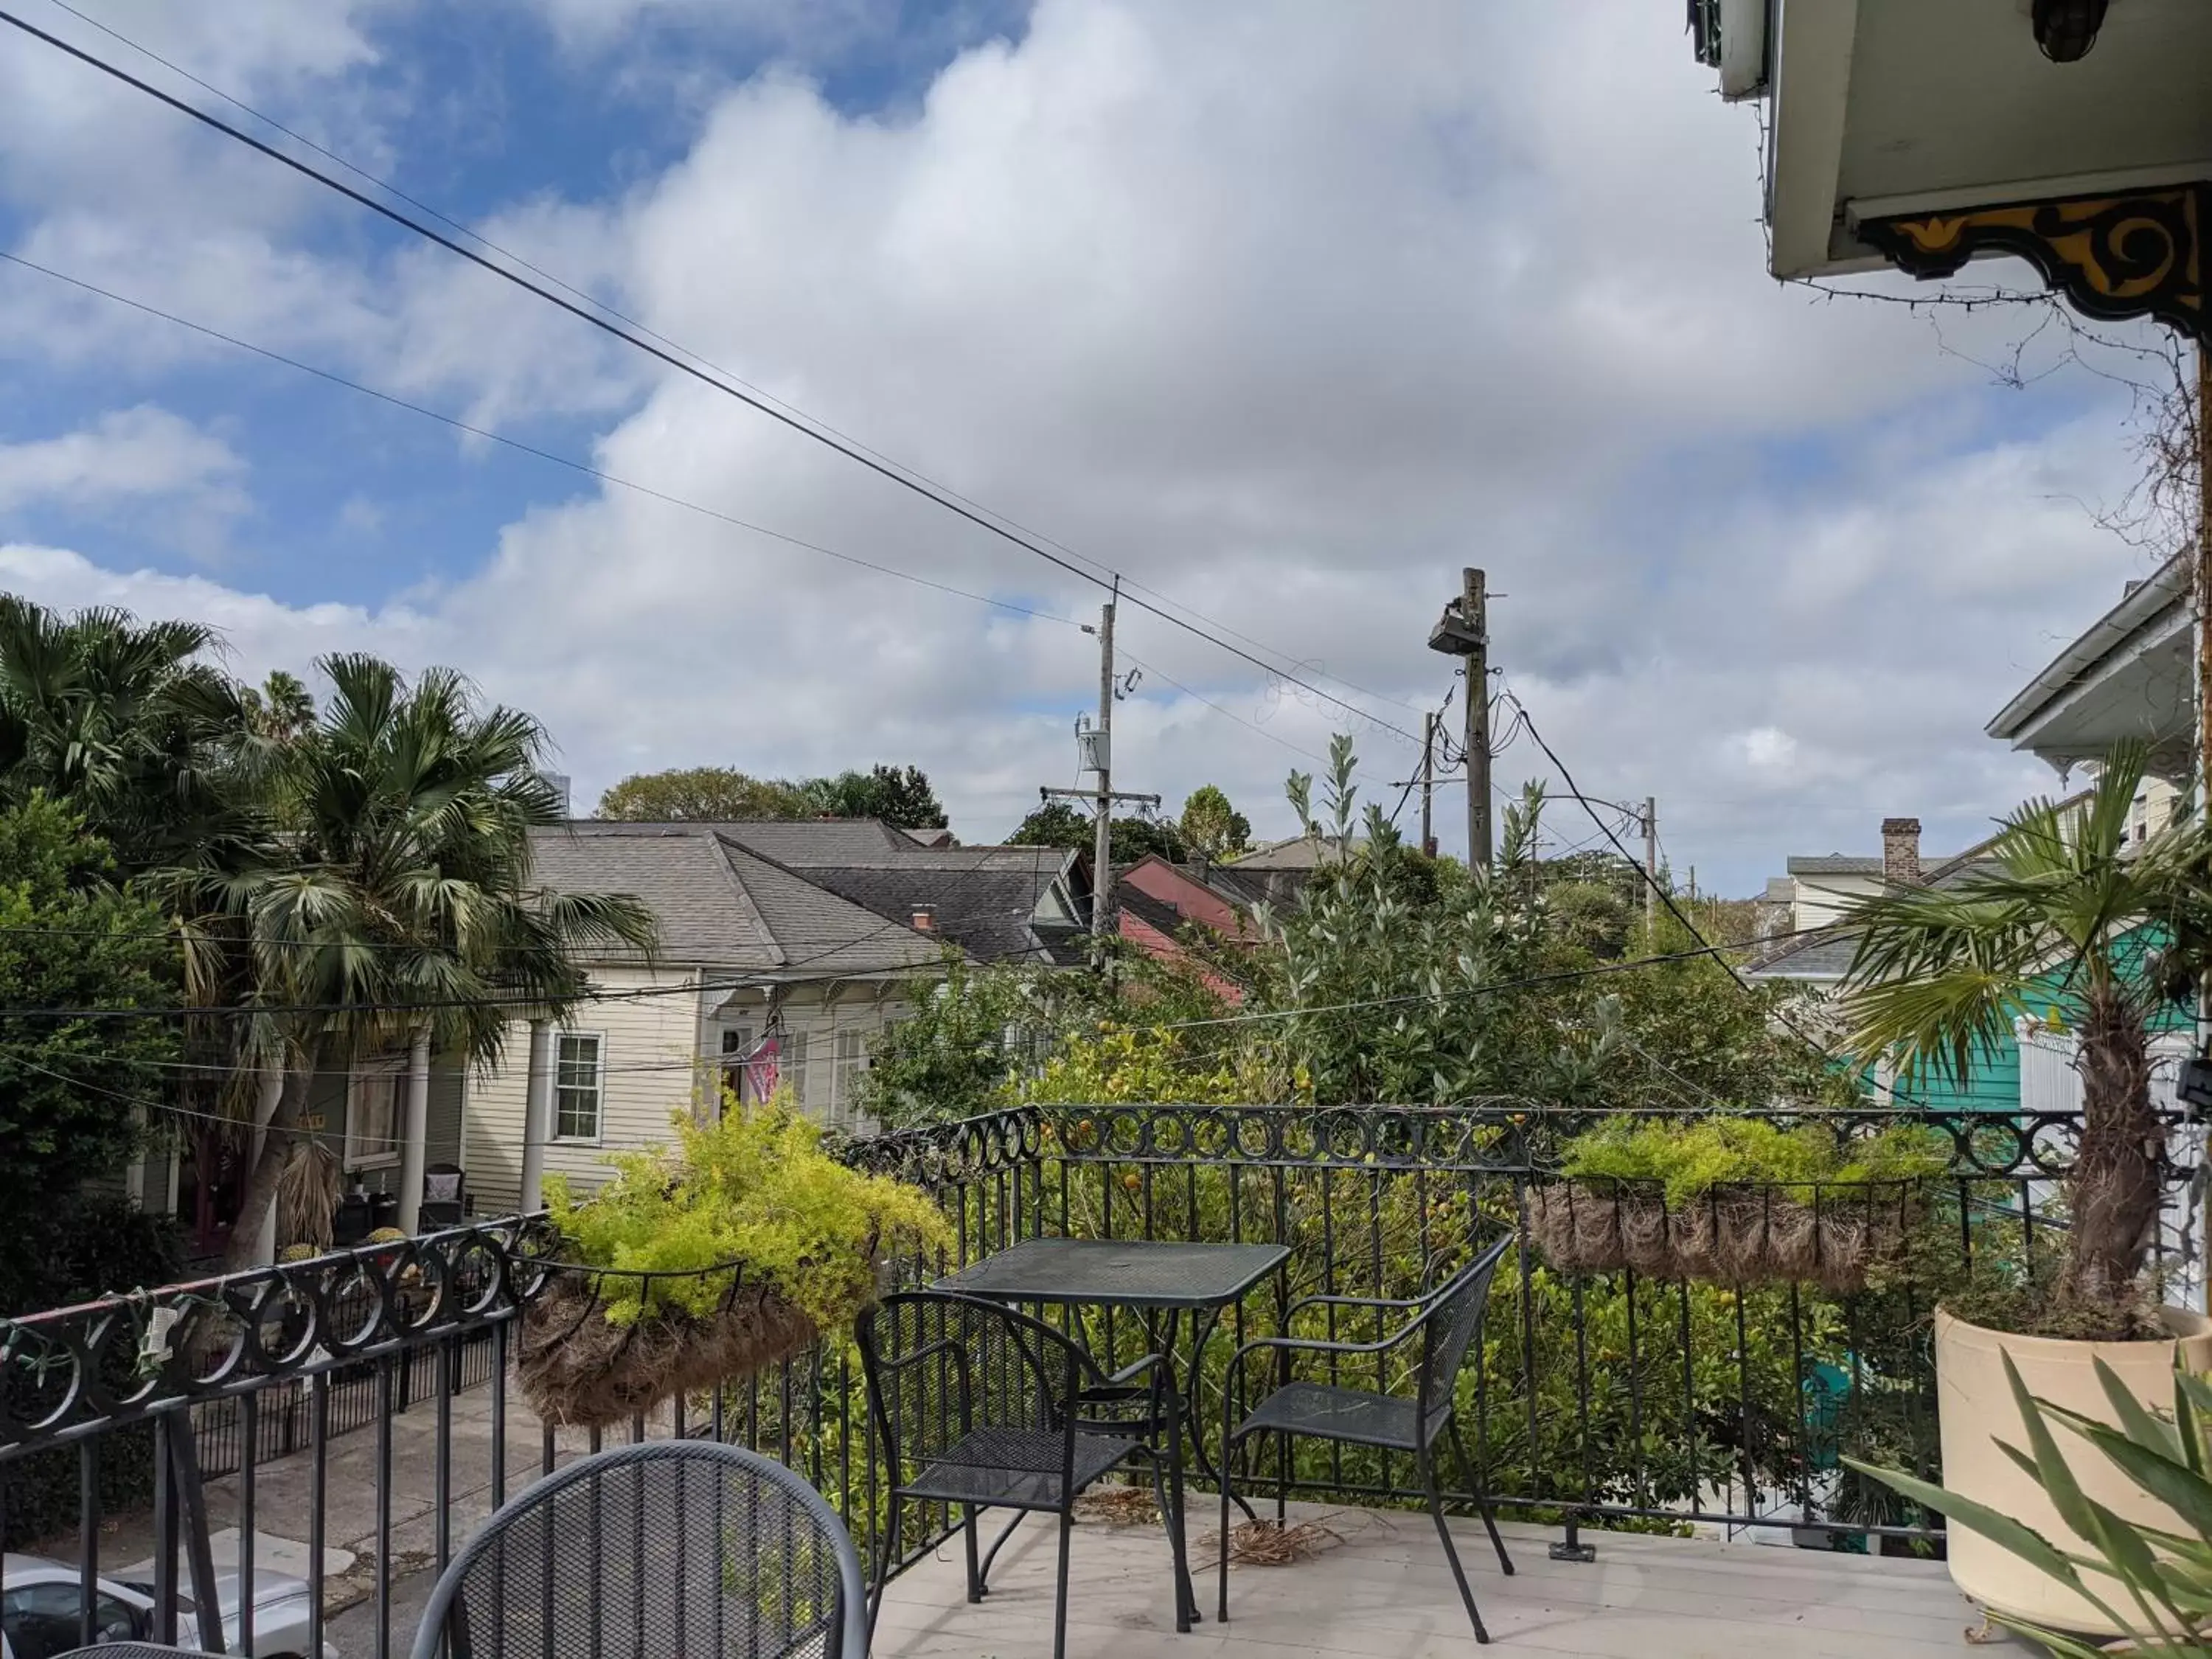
871 1500 2014 1658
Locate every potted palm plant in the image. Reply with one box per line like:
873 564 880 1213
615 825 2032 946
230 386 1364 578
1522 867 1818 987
1837 742 2212 1632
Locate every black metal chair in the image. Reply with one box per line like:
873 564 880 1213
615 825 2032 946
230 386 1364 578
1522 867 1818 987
1218 1231 1517 1643
407 1439 867 1659
53 1649 218 1658
855 1290 1191 1659
418 1162 468 1229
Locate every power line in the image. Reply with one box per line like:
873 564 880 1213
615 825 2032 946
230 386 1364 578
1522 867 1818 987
1500 690 1933 1110
32 0 1422 728
0 7 1419 747
0 249 1079 630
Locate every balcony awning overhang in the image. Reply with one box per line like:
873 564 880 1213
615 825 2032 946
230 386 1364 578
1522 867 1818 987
1986 552 2196 776
1753 0 2211 341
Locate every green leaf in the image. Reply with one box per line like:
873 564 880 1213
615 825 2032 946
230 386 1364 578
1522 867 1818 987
2092 1357 2184 1462
2059 1417 2212 1541
2005 1354 2102 1545
1840 1456 2084 1590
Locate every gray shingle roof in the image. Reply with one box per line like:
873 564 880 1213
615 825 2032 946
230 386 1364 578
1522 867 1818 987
714 827 1084 966
527 824 944 976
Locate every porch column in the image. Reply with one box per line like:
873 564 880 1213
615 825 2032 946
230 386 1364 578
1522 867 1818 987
519 1019 554 1211
396 1026 432 1234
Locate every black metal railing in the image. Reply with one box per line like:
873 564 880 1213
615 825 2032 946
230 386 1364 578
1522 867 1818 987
1 1101 2194 1658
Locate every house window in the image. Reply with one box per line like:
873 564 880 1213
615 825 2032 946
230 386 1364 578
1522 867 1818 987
345 1058 403 1169
781 1030 811 1108
833 1028 869 1113
554 1032 604 1142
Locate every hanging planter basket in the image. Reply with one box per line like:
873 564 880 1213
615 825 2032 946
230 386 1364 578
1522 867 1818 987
515 1257 827 1431
1527 1178 1925 1294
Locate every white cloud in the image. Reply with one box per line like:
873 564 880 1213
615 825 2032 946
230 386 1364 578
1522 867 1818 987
0 0 2178 880
0 406 250 553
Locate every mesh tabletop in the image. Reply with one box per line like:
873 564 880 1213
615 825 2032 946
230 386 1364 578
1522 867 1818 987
934 1237 1289 1309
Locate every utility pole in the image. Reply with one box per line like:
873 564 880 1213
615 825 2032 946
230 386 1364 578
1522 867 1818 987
1419 711 1436 857
1427 567 1490 868
1464 568 1491 869
1093 580 1117 938
1642 796 1658 931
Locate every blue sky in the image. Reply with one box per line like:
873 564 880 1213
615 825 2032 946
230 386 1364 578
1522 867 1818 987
0 0 2174 878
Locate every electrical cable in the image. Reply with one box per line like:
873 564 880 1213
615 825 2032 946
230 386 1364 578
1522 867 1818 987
32 0 1425 726
0 7 1420 746
0 249 1079 630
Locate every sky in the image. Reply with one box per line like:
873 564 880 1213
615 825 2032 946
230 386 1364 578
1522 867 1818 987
0 0 2182 891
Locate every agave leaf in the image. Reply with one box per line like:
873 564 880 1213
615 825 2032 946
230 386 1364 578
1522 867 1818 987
2092 1357 2185 1463
2005 1354 2103 1546
2180 1370 2205 1478
2060 1419 2212 1541
2081 1495 2191 1637
1839 1455 2086 1593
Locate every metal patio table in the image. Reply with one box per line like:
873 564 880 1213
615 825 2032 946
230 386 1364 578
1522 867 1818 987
934 1236 1291 1616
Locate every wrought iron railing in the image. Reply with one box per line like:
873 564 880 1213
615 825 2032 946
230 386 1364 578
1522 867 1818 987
1 1102 2195 1656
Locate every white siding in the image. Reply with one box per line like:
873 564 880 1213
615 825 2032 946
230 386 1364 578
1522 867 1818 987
467 969 914 1212
465 964 709 1214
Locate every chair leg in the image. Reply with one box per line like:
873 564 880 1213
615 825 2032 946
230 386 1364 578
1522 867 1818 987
1451 1420 1514 1578
1218 1430 1239 1622
1052 1500 1076 1659
1420 1447 1491 1645
963 1502 984 1602
867 1494 903 1644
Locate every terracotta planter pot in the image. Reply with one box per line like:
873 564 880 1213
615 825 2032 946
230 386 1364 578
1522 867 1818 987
1934 1305 2212 1635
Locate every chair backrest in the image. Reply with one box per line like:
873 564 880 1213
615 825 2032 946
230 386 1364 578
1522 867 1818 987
1416 1231 1514 1420
407 1439 866 1659
855 1291 1098 1484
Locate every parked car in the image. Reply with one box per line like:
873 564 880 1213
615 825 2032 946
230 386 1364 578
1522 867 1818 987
2 1551 335 1658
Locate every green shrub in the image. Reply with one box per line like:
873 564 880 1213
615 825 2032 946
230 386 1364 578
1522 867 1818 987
545 1096 950 1330
1559 1116 1949 1208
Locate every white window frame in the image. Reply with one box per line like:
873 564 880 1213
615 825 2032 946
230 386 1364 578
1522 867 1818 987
553 1029 607 1145
832 1027 870 1113
780 1027 812 1109
344 1056 405 1171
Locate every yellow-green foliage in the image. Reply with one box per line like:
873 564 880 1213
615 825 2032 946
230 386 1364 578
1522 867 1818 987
1560 1116 1948 1208
543 1096 950 1328
1023 1025 1306 1107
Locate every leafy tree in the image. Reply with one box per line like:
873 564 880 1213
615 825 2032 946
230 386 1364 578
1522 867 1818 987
597 766 815 821
858 955 1080 1129
1178 785 1251 859
1009 801 1090 849
159 655 661 1268
0 797 180 1310
1009 801 1183 864
802 764 948 830
1839 740 2211 1329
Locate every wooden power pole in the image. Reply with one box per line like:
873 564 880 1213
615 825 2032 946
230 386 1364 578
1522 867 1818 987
1464 568 1491 869
1642 796 1658 931
1419 711 1436 856
1427 567 1492 868
1093 580 1118 938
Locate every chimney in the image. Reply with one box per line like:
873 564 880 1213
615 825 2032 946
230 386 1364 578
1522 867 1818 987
911 905 936 933
1881 817 1921 886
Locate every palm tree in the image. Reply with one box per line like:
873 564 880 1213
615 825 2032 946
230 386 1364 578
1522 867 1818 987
157 654 657 1268
1837 742 2212 1320
0 595 259 872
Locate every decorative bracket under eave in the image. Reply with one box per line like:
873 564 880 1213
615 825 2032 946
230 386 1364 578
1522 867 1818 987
1858 183 2207 344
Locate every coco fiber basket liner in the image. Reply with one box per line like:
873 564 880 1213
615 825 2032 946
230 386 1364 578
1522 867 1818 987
1527 1178 1921 1294
516 1262 819 1431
